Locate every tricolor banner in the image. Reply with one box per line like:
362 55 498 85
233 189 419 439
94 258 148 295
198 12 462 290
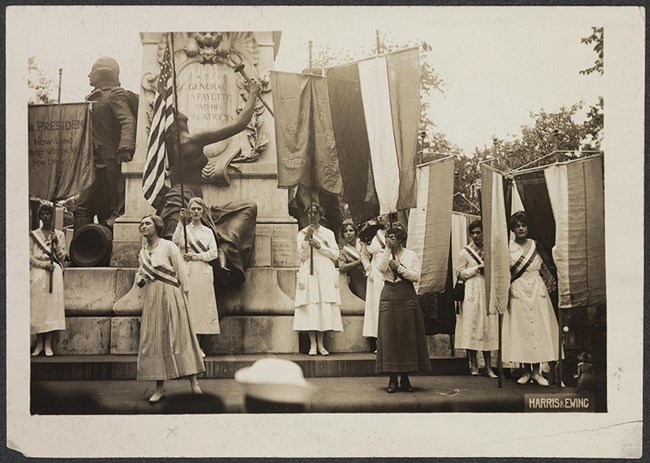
327 47 420 224
544 156 606 309
480 165 511 314
270 71 342 194
407 157 455 295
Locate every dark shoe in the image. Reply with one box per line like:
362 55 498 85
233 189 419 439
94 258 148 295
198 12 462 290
387 376 398 394
400 375 413 392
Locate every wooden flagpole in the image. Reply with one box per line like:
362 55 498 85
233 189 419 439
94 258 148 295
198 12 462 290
48 77 64 293
168 33 188 253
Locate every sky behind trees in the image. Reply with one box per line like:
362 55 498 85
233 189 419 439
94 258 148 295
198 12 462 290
22 6 602 154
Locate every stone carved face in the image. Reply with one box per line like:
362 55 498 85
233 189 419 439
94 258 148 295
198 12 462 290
193 32 224 49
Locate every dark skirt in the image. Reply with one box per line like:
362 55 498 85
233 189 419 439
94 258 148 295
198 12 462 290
375 280 432 374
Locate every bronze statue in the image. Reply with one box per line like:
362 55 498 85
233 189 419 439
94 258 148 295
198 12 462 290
74 57 138 230
158 79 261 286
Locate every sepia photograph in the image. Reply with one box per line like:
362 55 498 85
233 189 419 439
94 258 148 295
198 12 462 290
6 5 644 459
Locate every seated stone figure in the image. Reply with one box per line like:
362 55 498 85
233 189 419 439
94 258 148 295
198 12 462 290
158 79 261 286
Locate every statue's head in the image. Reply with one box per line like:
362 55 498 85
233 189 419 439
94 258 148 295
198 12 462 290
89 57 120 87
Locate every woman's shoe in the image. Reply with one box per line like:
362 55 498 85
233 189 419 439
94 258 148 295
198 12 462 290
387 376 398 394
469 367 479 376
191 383 203 395
31 346 43 357
200 349 206 359
44 347 54 357
485 368 498 379
531 373 550 387
400 375 413 392
149 389 165 404
318 348 330 356
517 373 531 385
308 348 317 356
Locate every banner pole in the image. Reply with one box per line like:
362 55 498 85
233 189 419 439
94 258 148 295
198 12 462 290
57 68 62 104
168 33 188 253
48 202 55 293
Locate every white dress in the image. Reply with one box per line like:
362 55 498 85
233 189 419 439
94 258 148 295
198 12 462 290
454 244 498 351
293 225 343 332
30 229 67 335
502 240 561 363
360 229 386 338
172 223 220 334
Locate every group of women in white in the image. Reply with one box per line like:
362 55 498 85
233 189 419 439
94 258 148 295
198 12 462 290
30 196 561 403
295 206 562 391
454 211 561 386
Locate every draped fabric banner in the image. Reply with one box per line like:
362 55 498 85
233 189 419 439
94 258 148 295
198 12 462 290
327 48 420 224
407 157 454 295
515 171 557 259
270 71 342 194
451 211 480 286
544 156 606 309
480 166 511 314
28 103 94 200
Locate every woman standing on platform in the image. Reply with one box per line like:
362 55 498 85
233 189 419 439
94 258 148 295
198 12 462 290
30 202 67 357
293 204 343 356
503 211 561 387
338 219 367 300
173 197 221 358
375 226 431 393
360 214 390 352
135 215 205 403
454 220 498 378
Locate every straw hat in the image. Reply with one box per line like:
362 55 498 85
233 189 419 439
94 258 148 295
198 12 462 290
234 358 315 404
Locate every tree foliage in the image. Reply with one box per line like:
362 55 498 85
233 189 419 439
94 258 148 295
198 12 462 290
451 99 604 214
28 56 56 104
579 27 604 76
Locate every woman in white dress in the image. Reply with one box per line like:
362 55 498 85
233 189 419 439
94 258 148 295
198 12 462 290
173 197 221 357
503 211 561 387
454 220 498 378
136 215 205 403
293 204 343 355
30 202 67 357
360 214 390 352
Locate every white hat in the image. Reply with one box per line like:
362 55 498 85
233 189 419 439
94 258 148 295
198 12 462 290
234 358 316 404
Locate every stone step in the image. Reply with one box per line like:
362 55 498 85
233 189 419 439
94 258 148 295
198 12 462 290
31 353 469 381
62 267 363 317
49 314 452 357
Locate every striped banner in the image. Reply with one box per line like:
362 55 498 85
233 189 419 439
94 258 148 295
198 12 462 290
327 48 420 224
407 157 454 295
480 166 511 314
544 156 606 308
142 35 174 209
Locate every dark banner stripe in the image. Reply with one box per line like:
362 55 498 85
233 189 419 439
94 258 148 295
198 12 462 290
327 64 379 224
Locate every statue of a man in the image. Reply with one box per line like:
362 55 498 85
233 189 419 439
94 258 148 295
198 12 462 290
158 79 261 286
74 57 138 231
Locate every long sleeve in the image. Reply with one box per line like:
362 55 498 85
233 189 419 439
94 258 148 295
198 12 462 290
376 247 392 273
315 229 339 261
172 222 185 249
297 230 310 262
455 249 481 281
396 250 420 283
338 252 358 274
360 243 371 273
55 230 67 262
193 229 218 262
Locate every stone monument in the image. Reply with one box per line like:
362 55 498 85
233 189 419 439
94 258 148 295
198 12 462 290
106 31 366 354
